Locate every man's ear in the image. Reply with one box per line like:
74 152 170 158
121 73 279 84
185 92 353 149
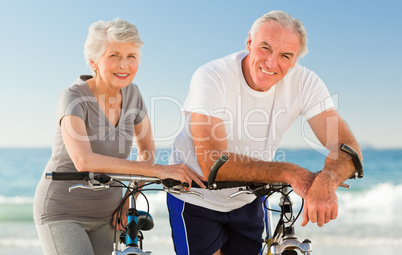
246 33 252 51
291 58 298 68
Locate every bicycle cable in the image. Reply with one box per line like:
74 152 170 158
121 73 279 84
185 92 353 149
262 184 304 235
110 180 161 244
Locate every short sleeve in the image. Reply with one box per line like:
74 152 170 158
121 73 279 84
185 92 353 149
130 85 148 125
56 87 92 125
299 69 335 120
183 65 227 119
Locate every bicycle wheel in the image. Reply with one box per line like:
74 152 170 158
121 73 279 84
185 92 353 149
282 250 298 255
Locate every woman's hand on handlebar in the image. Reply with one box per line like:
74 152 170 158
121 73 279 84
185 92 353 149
157 164 206 191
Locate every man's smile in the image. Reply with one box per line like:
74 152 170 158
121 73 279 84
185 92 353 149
260 67 276 75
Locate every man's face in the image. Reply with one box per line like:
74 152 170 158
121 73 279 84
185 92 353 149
244 21 301 92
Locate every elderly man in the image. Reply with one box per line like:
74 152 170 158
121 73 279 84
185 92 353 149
167 10 361 255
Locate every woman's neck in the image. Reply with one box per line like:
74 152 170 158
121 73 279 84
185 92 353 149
86 78 122 109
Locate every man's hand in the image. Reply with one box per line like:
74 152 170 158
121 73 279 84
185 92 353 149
301 172 339 227
288 168 317 199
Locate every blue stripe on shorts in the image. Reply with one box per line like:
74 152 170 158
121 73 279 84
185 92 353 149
167 193 264 255
167 193 189 255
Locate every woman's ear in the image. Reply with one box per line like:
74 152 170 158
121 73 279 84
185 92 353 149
89 60 97 70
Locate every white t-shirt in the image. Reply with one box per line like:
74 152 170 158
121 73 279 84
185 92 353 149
170 51 334 212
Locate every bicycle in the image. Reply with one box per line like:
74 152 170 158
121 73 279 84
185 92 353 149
205 143 363 255
45 171 203 255
46 143 362 255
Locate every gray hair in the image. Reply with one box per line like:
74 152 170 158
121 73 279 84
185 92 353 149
84 18 144 73
249 10 308 57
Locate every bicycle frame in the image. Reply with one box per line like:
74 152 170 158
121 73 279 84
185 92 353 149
47 143 362 255
208 143 363 255
46 173 195 255
263 185 312 255
112 179 152 255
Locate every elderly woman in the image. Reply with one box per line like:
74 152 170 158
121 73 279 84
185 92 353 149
33 18 204 255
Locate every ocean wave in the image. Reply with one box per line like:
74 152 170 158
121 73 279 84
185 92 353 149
0 195 33 204
0 238 41 248
313 235 402 247
137 182 402 225
2 182 402 223
338 183 402 217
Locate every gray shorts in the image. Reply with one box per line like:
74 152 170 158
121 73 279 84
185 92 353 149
35 219 117 255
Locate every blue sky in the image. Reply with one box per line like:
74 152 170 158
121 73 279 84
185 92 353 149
0 0 401 149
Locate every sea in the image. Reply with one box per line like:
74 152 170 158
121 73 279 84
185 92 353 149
0 147 401 255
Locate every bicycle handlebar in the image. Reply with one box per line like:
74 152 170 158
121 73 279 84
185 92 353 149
205 144 363 191
46 143 362 196
46 172 204 197
340 143 364 179
207 154 229 188
46 172 161 183
49 171 91 181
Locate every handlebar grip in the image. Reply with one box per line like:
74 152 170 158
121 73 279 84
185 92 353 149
47 171 90 181
191 181 208 189
162 179 184 188
207 154 229 188
340 144 364 179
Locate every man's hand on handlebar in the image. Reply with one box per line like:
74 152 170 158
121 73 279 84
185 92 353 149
301 173 339 227
288 168 317 199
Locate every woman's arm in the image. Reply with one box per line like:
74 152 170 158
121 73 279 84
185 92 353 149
60 114 205 187
133 115 155 163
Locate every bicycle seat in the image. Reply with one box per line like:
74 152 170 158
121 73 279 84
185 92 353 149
137 211 154 231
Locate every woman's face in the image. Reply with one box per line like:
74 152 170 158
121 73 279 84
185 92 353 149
93 41 140 89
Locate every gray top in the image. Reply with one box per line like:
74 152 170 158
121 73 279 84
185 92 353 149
33 75 147 224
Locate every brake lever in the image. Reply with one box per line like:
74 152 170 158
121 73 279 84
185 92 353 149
227 184 279 199
163 186 204 198
228 188 254 199
182 190 204 198
68 184 109 192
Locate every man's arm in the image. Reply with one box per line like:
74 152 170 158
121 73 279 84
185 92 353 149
190 112 316 198
302 107 362 227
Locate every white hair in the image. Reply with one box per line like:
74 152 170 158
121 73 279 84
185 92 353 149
249 10 308 57
84 18 144 74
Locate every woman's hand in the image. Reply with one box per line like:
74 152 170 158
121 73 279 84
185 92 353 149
157 164 206 190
